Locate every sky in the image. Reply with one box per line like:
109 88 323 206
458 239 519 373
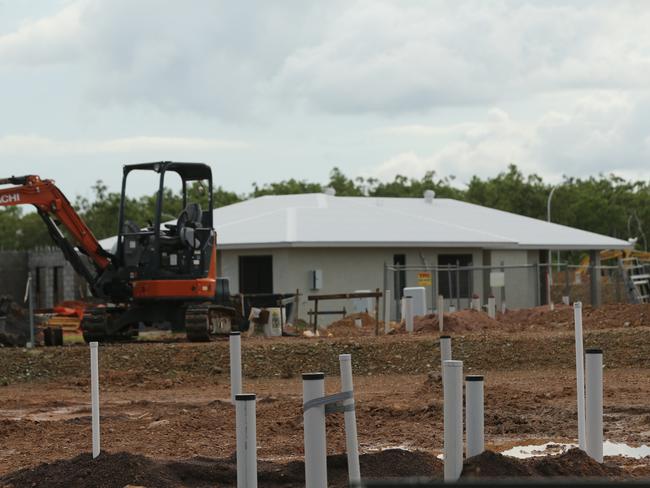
1 0 650 200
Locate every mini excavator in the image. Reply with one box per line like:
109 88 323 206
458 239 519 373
0 162 238 342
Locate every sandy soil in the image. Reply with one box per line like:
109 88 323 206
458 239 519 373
2 305 650 485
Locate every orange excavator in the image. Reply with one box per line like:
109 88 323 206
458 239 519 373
0 162 238 342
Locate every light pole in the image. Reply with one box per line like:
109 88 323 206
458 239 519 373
546 185 559 309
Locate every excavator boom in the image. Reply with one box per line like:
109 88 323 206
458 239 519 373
0 175 111 291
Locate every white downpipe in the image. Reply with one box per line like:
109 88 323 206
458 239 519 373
403 296 414 334
90 342 100 459
339 355 360 484
437 295 444 332
585 349 604 463
443 360 463 482
384 289 391 334
230 332 243 403
574 302 586 451
236 394 258 488
487 297 496 319
440 336 452 377
465 375 484 458
303 373 327 488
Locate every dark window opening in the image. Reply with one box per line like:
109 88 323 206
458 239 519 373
239 255 273 294
35 267 44 308
393 254 406 297
438 254 472 299
53 266 64 305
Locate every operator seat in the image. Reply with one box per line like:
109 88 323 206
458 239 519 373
177 203 203 249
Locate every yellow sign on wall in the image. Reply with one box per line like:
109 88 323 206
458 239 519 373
417 272 432 286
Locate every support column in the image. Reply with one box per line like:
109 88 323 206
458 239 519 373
589 250 602 308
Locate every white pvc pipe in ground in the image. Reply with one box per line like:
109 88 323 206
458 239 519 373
236 393 258 488
443 360 463 482
562 296 570 306
465 375 484 458
303 372 327 488
437 295 444 332
440 335 452 376
90 341 100 459
585 349 603 463
384 289 391 334
487 297 496 319
339 354 360 484
403 296 414 334
230 332 242 403
471 295 480 311
574 301 586 451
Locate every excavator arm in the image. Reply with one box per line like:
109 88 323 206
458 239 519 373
0 175 112 291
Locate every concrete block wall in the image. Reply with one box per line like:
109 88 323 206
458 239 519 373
27 248 77 308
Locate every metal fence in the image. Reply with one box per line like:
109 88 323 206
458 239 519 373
383 260 649 322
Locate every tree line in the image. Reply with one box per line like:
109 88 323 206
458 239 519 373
0 165 648 252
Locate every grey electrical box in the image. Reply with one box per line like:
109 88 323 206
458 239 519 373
309 269 323 290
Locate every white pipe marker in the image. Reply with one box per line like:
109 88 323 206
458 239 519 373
574 301 586 451
437 295 444 332
303 372 327 488
585 349 603 463
440 335 452 378
487 296 496 319
230 332 242 403
443 360 463 481
403 296 414 334
465 375 485 458
236 393 258 488
339 354 361 484
90 341 100 459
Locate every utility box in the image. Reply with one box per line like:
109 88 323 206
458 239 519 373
489 272 505 288
352 290 373 314
403 286 426 316
309 269 323 290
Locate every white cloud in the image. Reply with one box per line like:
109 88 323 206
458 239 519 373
369 92 650 183
0 135 246 155
4 1 650 117
0 2 83 65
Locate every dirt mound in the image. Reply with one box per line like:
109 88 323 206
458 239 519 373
0 449 443 488
326 312 378 337
529 448 624 477
462 449 627 479
498 303 650 331
462 450 533 477
412 309 501 334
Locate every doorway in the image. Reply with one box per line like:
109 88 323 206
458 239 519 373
238 255 273 294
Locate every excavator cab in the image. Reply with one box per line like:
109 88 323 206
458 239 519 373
115 162 214 284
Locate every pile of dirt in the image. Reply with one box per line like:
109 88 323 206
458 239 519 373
411 309 501 334
326 312 379 337
0 449 443 488
3 448 630 486
498 303 650 331
462 449 626 479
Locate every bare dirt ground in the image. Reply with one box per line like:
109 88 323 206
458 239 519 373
2 304 650 486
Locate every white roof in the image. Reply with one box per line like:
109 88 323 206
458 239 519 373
206 193 633 250
101 193 631 251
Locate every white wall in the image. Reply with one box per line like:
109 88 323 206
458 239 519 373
221 247 488 325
